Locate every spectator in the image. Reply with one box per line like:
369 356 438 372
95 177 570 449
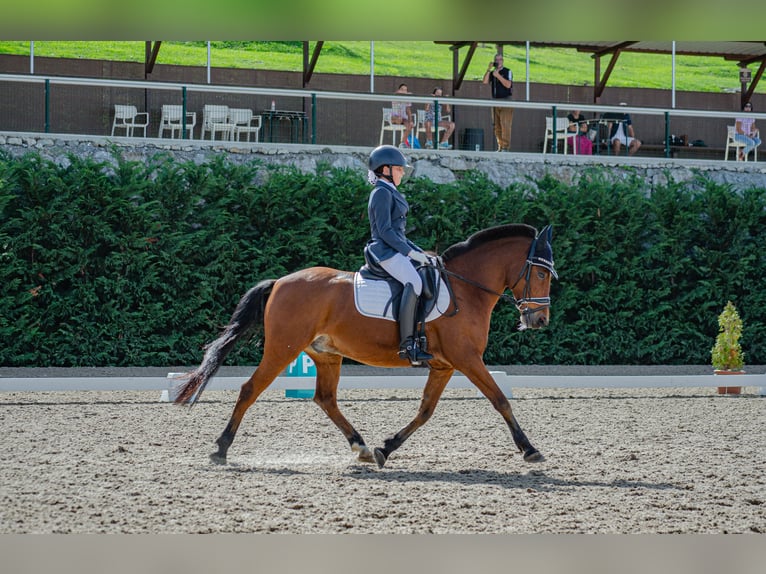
391 83 415 149
423 87 455 149
734 101 761 161
606 104 641 155
482 53 513 152
567 110 593 155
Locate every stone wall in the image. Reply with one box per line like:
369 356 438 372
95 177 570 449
2 132 764 192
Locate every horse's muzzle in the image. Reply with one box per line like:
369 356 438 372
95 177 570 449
519 304 549 330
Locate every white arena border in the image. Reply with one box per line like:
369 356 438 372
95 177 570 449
1 372 764 397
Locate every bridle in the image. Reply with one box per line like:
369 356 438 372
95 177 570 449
508 258 556 317
429 232 557 319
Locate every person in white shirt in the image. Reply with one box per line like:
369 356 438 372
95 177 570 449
607 104 642 155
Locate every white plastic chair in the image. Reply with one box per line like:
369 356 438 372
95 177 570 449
724 125 757 162
201 105 233 140
543 116 571 154
158 105 196 139
379 107 407 146
111 105 149 138
229 108 262 142
415 108 450 147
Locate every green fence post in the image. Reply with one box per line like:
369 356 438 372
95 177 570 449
44 78 50 133
551 105 557 154
182 86 188 139
311 93 316 144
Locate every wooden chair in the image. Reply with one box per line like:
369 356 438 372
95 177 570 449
543 116 571 155
229 108 262 142
201 105 233 140
158 105 196 139
724 125 757 162
379 108 407 146
111 105 149 138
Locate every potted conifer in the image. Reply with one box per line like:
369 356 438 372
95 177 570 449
711 301 745 395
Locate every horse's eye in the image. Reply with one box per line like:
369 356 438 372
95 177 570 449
537 271 546 280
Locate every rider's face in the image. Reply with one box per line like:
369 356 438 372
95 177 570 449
390 165 404 186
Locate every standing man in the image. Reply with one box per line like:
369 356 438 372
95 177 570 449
483 53 513 152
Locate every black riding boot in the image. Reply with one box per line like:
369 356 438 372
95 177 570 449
398 282 433 365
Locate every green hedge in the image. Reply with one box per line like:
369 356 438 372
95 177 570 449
1 150 764 367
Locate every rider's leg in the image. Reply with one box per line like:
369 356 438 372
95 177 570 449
378 253 432 365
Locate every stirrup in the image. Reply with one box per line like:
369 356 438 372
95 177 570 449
399 338 433 365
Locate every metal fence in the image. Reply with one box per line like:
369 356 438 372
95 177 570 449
1 72 764 159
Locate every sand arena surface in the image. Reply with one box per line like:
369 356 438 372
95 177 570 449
0 387 764 533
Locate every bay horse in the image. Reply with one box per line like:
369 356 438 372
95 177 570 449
174 223 557 468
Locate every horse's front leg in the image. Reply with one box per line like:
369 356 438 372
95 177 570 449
461 361 543 462
373 366 454 468
311 354 374 463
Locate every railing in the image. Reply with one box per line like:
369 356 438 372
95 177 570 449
0 72 763 159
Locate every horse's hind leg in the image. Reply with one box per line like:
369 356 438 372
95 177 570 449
311 353 374 463
373 366 454 468
211 360 289 465
461 361 543 462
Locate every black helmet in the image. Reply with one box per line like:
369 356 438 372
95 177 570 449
369 145 408 172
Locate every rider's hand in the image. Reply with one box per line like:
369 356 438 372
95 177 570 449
408 250 429 265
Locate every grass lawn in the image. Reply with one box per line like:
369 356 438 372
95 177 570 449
0 40 757 94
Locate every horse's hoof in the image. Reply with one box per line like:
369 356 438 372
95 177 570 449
373 448 388 469
523 449 545 463
210 452 227 465
355 445 375 464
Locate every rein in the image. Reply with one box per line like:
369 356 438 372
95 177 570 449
430 257 551 317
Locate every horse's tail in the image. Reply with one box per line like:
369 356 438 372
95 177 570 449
173 279 277 406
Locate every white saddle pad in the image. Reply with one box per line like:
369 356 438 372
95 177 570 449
353 272 452 322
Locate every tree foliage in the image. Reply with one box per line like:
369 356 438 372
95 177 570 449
1 150 764 367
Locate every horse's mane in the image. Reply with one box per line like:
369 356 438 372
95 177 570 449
441 224 537 262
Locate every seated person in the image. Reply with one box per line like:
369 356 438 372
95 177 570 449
391 83 415 149
423 87 455 149
734 101 761 161
566 110 592 155
604 105 641 155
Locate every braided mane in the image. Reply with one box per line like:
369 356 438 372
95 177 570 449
441 224 537 263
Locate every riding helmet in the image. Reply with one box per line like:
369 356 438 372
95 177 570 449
369 144 408 173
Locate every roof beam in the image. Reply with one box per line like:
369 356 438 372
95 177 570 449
144 41 161 78
453 41 478 93
302 41 324 88
592 44 634 103
741 58 766 106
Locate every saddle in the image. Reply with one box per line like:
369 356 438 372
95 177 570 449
354 249 452 323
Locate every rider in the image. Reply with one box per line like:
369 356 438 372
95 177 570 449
365 144 433 365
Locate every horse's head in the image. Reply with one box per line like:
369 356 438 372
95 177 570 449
440 223 557 330
511 224 557 330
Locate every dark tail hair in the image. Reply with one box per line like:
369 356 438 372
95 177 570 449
173 279 277 406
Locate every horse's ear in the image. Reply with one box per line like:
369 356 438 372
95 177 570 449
533 225 558 279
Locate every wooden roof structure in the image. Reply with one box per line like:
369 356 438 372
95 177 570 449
434 41 766 105
143 41 325 86
141 41 766 105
